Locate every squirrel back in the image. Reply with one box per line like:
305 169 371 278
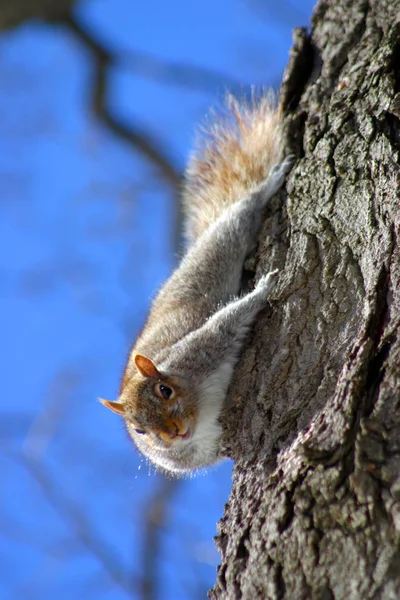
182 93 281 243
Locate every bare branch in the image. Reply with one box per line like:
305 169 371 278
140 476 180 600
0 0 76 31
122 49 244 94
5 449 135 597
64 14 182 190
23 370 81 460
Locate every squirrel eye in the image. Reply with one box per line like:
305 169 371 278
135 429 146 435
155 383 174 400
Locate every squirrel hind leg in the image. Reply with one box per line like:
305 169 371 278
257 155 295 202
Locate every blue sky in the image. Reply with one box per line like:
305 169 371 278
0 1 315 598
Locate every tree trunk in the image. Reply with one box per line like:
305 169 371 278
211 1 400 598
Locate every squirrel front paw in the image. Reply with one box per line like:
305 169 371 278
255 269 279 295
266 155 295 196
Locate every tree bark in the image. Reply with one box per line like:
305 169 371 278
212 1 400 598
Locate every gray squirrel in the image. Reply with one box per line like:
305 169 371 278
100 95 293 475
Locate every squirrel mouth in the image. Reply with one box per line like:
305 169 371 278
180 427 191 441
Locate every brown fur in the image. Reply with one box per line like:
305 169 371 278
120 369 198 443
182 93 281 242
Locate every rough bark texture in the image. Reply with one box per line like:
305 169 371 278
212 1 400 598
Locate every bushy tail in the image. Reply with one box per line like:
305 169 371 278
182 93 282 244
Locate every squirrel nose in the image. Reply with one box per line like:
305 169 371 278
159 422 180 441
169 422 180 438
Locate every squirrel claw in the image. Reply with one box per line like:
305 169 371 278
256 269 279 294
265 156 295 197
269 155 295 178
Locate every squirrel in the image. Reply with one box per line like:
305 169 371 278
100 94 293 475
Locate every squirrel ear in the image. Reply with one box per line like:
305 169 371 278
134 354 161 379
99 398 125 416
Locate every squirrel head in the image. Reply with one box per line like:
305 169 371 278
100 354 198 451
